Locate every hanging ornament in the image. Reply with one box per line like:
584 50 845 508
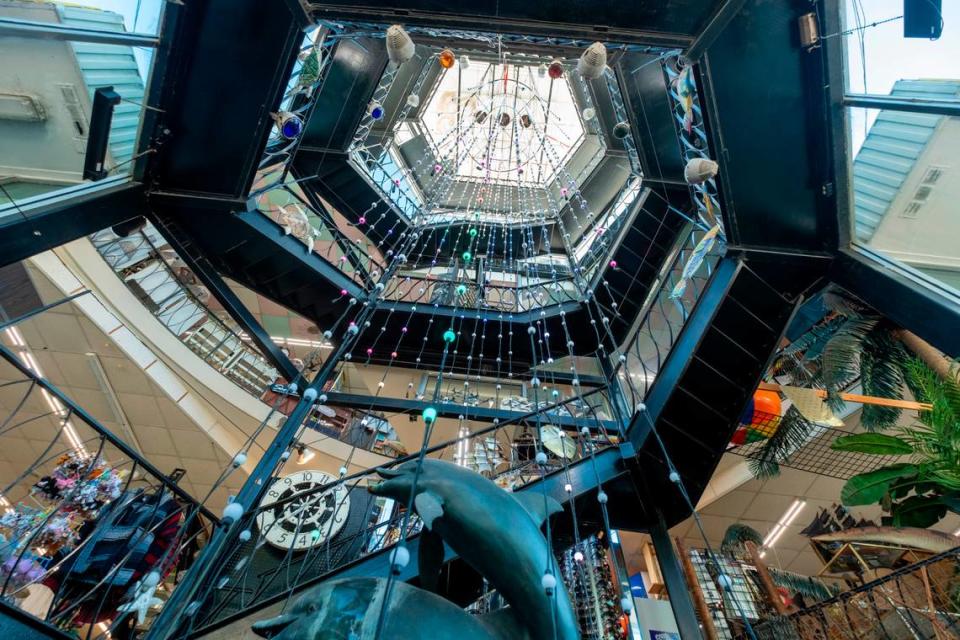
438 49 456 69
537 62 548 78
422 407 438 424
275 111 303 140
385 25 416 65
462 251 472 263
369 101 385 120
582 107 596 121
443 329 456 343
547 59 564 79
519 113 532 128
460 55 470 69
684 157 719 185
406 93 421 109
612 121 630 139
498 112 511 127
577 42 608 80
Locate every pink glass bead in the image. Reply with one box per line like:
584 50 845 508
609 260 618 268
340 288 348 295
401 327 408 333
391 351 398 358
561 188 568 197
366 348 373 355
358 216 366 224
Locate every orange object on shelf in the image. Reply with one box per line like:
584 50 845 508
752 389 782 421
438 49 456 69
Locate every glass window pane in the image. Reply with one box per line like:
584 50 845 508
4 0 165 37
843 0 958 96
0 19 152 211
850 105 960 295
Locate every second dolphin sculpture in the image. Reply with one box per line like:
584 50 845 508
369 458 580 640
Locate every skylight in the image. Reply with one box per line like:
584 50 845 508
420 60 584 187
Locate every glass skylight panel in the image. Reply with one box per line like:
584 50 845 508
421 61 585 187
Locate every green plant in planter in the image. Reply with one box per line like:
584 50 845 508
831 359 960 528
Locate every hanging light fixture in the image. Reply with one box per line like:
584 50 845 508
385 25 415 65
577 42 607 80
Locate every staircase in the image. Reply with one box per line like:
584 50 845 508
629 257 803 526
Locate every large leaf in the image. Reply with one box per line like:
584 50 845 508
841 464 918 506
891 495 948 528
831 433 913 455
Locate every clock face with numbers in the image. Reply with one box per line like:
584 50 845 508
256 470 350 551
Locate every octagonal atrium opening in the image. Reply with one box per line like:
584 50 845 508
417 58 585 188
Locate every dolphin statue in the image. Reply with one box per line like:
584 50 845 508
252 577 531 640
369 459 580 640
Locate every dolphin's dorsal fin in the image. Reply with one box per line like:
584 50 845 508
414 491 445 530
513 492 563 527
417 528 445 593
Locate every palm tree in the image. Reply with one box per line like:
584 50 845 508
750 289 953 477
831 358 960 527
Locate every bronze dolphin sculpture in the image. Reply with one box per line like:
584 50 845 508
252 577 531 640
369 458 580 640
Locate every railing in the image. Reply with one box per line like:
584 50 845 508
178 386 620 636
384 271 582 313
749 547 960 640
90 226 280 396
615 223 723 412
0 329 218 640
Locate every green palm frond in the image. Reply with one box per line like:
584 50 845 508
747 406 817 478
768 568 838 602
858 328 908 430
720 524 763 556
821 316 880 410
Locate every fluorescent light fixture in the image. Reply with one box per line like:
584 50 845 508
760 498 806 557
6 327 88 457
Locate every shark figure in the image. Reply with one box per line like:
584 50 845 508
369 459 580 640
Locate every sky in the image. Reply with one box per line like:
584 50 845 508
843 0 959 152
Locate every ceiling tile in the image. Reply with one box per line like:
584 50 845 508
135 425 177 456
118 394 165 428
742 492 798 522
698 489 756 519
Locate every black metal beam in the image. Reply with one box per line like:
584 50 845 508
323 391 619 432
843 93 960 117
831 248 960 358
0 597 73 640
0 179 146 269
649 513 704 640
150 215 302 384
305 4 694 48
682 0 750 62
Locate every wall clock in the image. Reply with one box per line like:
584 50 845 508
256 470 350 551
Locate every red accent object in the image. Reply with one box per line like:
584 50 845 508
730 427 748 445
752 389 782 422
548 59 564 79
